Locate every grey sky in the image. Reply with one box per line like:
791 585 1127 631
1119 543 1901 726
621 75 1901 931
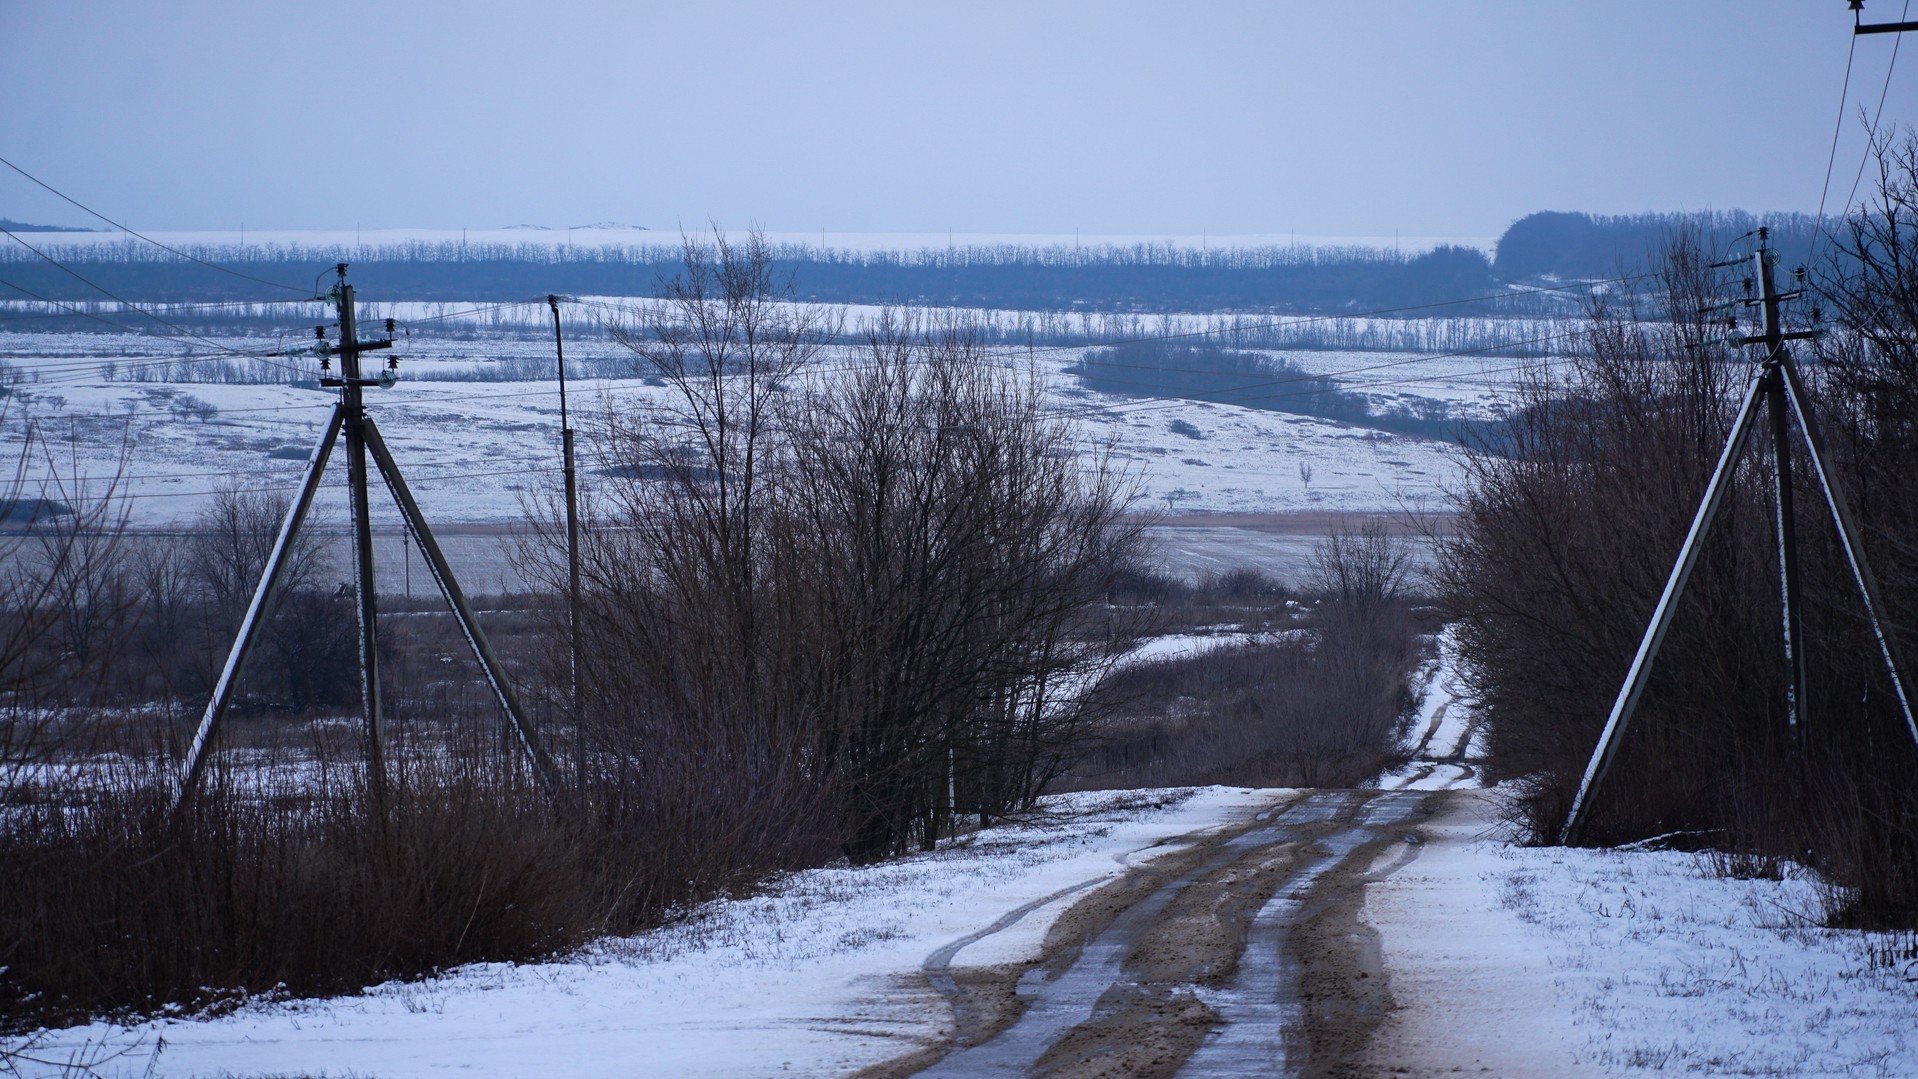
2 1 1912 239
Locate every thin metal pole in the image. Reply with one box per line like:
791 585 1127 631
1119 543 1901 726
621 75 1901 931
337 275 388 802
174 405 343 810
1560 370 1769 845
548 295 583 790
360 417 561 790
1779 360 1918 751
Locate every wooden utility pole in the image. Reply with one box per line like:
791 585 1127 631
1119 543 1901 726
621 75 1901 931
1559 228 1918 845
335 267 389 800
175 267 558 812
1756 244 1809 764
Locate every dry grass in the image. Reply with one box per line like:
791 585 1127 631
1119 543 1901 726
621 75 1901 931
1059 601 1426 792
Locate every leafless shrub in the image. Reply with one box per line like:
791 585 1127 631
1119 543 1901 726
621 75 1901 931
523 232 1145 863
1440 134 1918 928
0 746 615 1034
1 402 133 796
1062 543 1423 792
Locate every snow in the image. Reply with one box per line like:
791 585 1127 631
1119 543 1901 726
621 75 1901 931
1113 628 1282 666
10 661 1917 1077
3 787 1295 1078
0 304 1541 539
16 784 1912 1078
1365 793 1918 1077
1377 625 1486 792
1 322 1507 531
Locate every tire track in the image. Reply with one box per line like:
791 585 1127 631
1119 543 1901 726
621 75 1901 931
898 789 1438 1078
1174 792 1426 1077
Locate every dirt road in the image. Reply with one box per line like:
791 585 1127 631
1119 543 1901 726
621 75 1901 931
871 787 1449 1079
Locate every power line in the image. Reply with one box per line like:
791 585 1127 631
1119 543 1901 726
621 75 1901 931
1808 22 1860 268
0 235 311 378
0 153 313 295
1823 0 1910 265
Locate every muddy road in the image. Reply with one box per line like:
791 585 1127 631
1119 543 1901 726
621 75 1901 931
869 787 1450 1079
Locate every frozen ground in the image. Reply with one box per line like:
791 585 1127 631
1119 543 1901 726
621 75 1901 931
3 787 1292 1078
1375 625 1485 792
1365 796 1918 1077
9 631 1913 1078
13 787 1913 1078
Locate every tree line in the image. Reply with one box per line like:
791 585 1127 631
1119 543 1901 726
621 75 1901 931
1068 338 1481 443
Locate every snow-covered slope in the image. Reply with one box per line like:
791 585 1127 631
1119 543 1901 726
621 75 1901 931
1 326 1516 529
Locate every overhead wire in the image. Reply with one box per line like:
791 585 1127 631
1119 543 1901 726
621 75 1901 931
1808 21 1862 268
0 235 311 379
0 153 314 296
1820 0 1910 267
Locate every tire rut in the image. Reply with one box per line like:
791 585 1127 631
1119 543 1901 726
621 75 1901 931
890 788 1440 1079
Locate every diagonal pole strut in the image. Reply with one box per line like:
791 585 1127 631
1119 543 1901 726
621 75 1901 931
175 404 344 810
359 416 559 789
1559 371 1769 845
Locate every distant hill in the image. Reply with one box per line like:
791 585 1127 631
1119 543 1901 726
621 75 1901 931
1492 210 1820 282
0 218 97 233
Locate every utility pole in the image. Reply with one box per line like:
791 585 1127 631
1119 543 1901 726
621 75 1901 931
1755 239 1809 767
176 266 558 813
336 265 389 801
1853 0 1918 35
547 294 583 791
1559 228 1918 845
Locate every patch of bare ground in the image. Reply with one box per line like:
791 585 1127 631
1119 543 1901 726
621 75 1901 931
860 797 1299 1079
1292 836 1406 1077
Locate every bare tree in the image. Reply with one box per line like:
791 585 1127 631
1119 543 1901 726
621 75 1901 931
782 312 1145 855
176 481 349 713
1307 517 1411 616
533 235 1145 865
0 402 131 793
1440 167 1918 926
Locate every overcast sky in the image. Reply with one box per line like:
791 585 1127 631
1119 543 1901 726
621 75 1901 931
2 1 1913 240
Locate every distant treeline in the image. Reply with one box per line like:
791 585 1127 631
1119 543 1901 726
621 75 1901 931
1068 339 1483 443
1492 210 1823 281
0 208 1840 317
0 218 98 233
0 236 1519 314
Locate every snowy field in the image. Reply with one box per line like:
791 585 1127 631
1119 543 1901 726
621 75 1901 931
1366 798 1918 1077
0 317 1521 531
